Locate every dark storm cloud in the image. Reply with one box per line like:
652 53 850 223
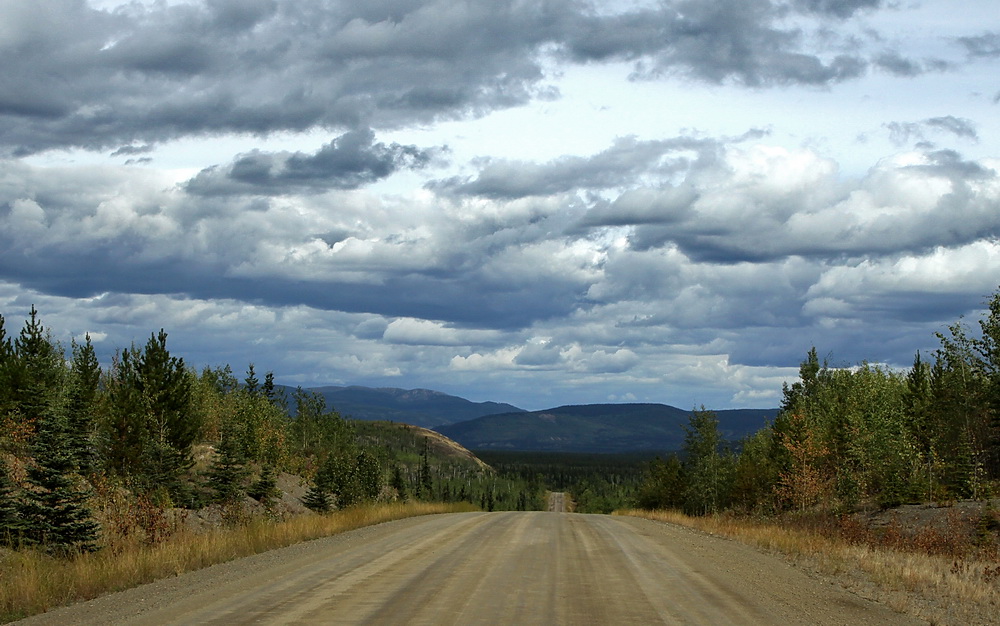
792 0 881 18
0 156 595 330
874 52 920 77
886 116 979 146
923 118 979 141
562 0 868 86
0 0 561 154
0 0 926 155
958 31 1000 58
185 129 438 196
110 144 154 157
429 135 720 199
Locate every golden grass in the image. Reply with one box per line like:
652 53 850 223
0 501 475 623
618 508 1000 624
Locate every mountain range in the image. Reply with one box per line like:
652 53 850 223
303 385 525 428
298 385 778 454
435 404 778 453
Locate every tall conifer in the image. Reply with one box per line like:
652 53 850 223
18 410 99 553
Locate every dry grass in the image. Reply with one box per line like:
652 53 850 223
618 508 1000 625
0 501 474 623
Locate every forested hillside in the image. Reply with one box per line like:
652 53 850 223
0 308 541 556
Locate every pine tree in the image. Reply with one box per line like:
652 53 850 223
18 411 99 553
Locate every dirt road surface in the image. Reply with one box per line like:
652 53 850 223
18 512 921 625
547 491 567 512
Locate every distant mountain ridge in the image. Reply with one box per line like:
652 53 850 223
285 384 778 452
303 385 526 428
435 403 778 453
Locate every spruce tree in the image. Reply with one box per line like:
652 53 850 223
206 426 250 504
244 364 260 395
18 411 99 553
262 371 275 399
390 464 407 500
137 330 198 461
66 335 101 474
12 306 64 430
417 439 432 500
248 464 280 509
105 331 198 499
302 455 336 513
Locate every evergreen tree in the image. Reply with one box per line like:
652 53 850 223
262 371 275 398
974 288 1000 476
103 331 198 500
244 364 259 395
636 455 685 510
66 335 101 474
206 426 250 504
682 407 730 515
355 450 382 501
0 313 15 417
103 346 147 476
417 438 433 500
12 306 64 430
904 351 939 500
302 455 337 513
17 410 99 553
248 464 280 509
390 464 407 500
137 330 199 460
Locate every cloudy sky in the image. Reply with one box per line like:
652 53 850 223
2 0 999 411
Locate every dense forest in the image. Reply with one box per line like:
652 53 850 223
637 288 1000 516
0 307 541 555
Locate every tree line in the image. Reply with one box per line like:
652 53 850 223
638 288 1000 515
0 307 529 555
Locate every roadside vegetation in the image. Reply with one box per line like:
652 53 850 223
0 307 540 621
0 501 472 622
630 288 1000 517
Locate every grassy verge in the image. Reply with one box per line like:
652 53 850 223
1 501 476 623
618 508 1000 625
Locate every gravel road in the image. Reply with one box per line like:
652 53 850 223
18 511 921 625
